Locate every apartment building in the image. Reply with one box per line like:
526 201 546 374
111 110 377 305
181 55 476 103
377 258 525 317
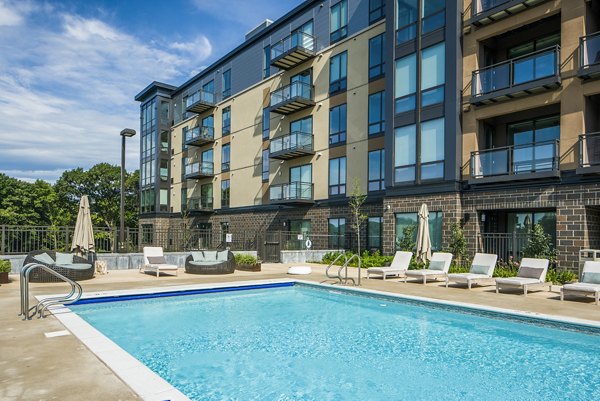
136 0 600 271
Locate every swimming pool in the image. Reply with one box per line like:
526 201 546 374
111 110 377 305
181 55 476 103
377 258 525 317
68 282 600 400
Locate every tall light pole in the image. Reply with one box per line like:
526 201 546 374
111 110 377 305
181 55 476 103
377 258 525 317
120 128 136 252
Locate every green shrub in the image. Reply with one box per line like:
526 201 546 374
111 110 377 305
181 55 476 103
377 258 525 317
396 225 417 252
446 222 467 264
320 250 393 268
234 254 258 265
448 261 470 274
521 224 556 262
546 268 577 285
0 260 12 273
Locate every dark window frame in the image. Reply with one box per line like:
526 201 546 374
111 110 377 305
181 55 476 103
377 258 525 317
329 51 348 94
221 143 230 172
369 0 386 24
328 217 346 248
263 45 271 78
329 103 347 145
368 149 385 192
367 216 383 251
262 149 269 182
222 69 231 99
368 91 385 136
330 0 348 43
262 108 270 141
221 179 230 209
222 106 231 136
328 156 347 196
369 33 386 80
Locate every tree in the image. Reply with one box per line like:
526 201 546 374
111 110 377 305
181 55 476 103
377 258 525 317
522 224 555 261
0 174 56 225
348 178 368 255
446 222 467 266
396 225 417 252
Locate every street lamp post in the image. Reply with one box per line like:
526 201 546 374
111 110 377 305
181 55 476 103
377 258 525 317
120 128 136 252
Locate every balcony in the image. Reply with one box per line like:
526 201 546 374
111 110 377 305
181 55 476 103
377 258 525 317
269 81 315 115
469 0 549 27
269 181 314 204
270 31 316 70
269 132 314 160
184 161 214 180
578 132 600 174
469 140 560 184
471 46 560 106
185 126 214 147
578 32 600 79
187 196 213 213
185 90 216 114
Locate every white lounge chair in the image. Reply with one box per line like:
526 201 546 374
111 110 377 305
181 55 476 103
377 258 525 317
495 258 550 296
367 251 412 280
561 261 600 305
445 253 498 289
141 247 179 277
404 252 453 284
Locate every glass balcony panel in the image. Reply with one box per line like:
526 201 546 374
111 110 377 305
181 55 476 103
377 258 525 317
269 182 313 202
270 82 314 106
474 0 509 14
581 33 600 68
270 31 315 64
580 133 600 167
471 141 558 179
471 148 509 178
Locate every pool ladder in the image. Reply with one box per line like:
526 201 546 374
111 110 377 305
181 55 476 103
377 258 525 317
325 253 362 286
19 263 83 320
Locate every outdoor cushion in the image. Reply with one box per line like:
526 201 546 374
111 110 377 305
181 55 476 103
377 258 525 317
56 252 74 265
56 263 93 270
518 266 543 279
34 252 55 264
470 264 490 275
204 251 218 261
147 256 167 264
582 272 600 284
429 260 446 271
217 251 229 262
191 251 204 262
189 261 223 266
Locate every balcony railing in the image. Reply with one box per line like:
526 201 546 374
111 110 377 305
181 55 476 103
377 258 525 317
578 132 600 173
270 31 316 70
185 126 214 146
184 161 214 179
269 181 314 203
269 131 314 160
470 140 560 184
471 46 560 105
185 90 216 114
579 32 600 79
187 196 213 212
270 81 315 115
470 0 548 26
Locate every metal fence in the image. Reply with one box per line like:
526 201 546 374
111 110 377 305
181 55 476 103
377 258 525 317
477 232 531 262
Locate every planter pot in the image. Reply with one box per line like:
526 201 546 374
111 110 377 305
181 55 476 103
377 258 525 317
236 263 262 272
0 272 9 284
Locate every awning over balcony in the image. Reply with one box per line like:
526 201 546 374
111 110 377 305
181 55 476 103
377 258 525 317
269 182 314 204
269 132 314 160
469 0 549 27
269 81 315 115
270 31 316 70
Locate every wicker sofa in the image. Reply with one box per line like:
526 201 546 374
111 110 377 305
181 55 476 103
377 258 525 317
23 250 95 283
184 250 235 275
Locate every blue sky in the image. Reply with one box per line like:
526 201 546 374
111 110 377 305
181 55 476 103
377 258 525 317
0 0 304 182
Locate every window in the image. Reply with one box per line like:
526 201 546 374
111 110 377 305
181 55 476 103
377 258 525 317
395 211 443 251
221 179 230 208
159 189 168 212
394 124 416 183
394 53 416 113
202 80 215 103
330 0 348 42
329 157 347 196
181 156 187 181
262 108 270 140
329 104 347 145
160 131 169 152
421 0 445 34
507 211 556 246
181 188 187 211
330 52 347 93
222 69 231 99
508 115 560 174
202 149 214 174
421 42 445 107
201 183 213 208
291 116 312 135
328 218 346 248
263 45 270 78
220 221 230 243
140 189 155 213
182 126 188 150
396 0 418 45
262 149 269 181
368 217 383 250
368 91 385 135
420 118 444 180
222 106 231 135
221 143 230 172
369 0 386 24
369 34 385 80
368 150 385 191
290 164 313 200
159 159 168 181
141 223 154 243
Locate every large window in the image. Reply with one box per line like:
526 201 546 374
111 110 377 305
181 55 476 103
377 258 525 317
420 118 444 180
262 108 270 140
201 183 213 206
394 124 416 183
395 211 443 251
262 149 269 181
396 0 418 45
369 34 385 80
291 116 313 135
159 189 168 212
202 80 214 101
181 188 187 211
368 91 385 135
221 179 230 208
507 211 556 246
263 45 270 78
181 126 188 151
329 157 347 196
329 218 346 248
329 104 347 145
222 69 231 99
222 106 231 135
369 0 386 24
421 42 445 107
368 149 385 191
160 131 168 153
330 52 348 93
368 217 383 251
330 0 348 42
159 159 168 182
508 115 560 173
140 99 156 188
394 53 416 113
221 143 230 172
421 0 445 34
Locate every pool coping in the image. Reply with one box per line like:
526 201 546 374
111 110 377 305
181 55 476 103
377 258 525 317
42 278 600 401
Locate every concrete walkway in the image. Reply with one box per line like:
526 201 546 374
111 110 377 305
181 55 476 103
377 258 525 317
1 263 599 400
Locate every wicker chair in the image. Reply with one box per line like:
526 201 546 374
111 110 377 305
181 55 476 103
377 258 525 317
23 250 95 283
184 250 236 275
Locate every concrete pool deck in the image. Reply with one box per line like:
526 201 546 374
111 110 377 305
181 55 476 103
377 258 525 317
2 263 600 400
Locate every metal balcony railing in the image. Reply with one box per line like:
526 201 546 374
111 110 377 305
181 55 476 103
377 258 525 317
579 132 600 169
270 31 316 69
269 181 313 202
185 90 216 113
185 161 214 178
269 131 313 159
470 140 560 179
579 32 600 78
187 196 213 211
270 81 314 114
185 126 214 145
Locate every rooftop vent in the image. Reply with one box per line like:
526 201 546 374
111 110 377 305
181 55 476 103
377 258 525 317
245 19 273 41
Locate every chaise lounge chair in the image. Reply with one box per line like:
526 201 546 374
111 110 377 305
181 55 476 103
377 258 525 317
141 247 179 277
495 258 550 296
367 251 412 280
561 261 600 305
404 252 453 284
445 253 498 289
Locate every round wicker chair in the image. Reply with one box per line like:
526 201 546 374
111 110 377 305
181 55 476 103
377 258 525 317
184 251 236 275
23 250 95 283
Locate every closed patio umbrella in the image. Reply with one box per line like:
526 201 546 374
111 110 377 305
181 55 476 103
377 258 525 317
71 195 95 256
416 203 431 264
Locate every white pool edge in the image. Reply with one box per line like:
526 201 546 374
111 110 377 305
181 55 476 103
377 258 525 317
42 278 600 401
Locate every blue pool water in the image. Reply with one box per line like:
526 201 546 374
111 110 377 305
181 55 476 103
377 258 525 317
71 284 600 400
